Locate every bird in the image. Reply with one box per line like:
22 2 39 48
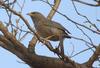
27 12 71 59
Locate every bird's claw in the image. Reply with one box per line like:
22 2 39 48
41 38 49 44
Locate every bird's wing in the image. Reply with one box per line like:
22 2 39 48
43 20 71 34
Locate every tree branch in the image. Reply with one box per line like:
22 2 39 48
0 1 38 38
86 45 100 67
0 20 83 68
28 36 38 54
73 0 98 7
47 0 61 20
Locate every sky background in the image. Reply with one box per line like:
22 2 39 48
0 0 100 68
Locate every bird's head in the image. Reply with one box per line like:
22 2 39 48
27 12 45 19
27 12 46 24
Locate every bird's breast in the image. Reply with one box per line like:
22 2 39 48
35 24 52 38
34 19 67 41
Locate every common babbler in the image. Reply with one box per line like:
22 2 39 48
27 12 71 58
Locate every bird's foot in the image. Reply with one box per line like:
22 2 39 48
41 35 55 44
53 46 60 54
40 38 49 45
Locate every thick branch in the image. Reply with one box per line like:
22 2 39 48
28 36 38 54
0 21 84 68
0 38 85 68
86 45 100 67
0 37 75 68
47 0 61 20
0 35 25 60
0 22 28 54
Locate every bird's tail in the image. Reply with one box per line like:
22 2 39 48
64 32 71 38
65 35 71 38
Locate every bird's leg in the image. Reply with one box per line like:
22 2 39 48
45 35 55 40
58 37 65 60
42 35 55 44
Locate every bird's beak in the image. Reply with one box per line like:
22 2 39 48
27 13 32 16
